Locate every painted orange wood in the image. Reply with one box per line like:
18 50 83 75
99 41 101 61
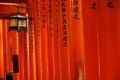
1 1 120 80
58 0 71 79
0 20 4 79
27 0 37 80
97 0 120 80
0 4 26 18
82 0 100 80
53 0 61 80
10 30 19 80
67 0 76 80
28 18 36 80
23 30 29 80
39 0 49 80
33 0 42 80
2 20 8 79
7 21 13 74
46 0 56 80
0 0 27 3
18 31 25 80
6 20 14 80
71 0 85 79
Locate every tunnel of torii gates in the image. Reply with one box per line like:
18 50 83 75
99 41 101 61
0 0 120 80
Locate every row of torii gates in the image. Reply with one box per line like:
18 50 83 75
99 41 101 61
0 0 120 80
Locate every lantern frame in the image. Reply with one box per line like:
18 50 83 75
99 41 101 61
8 12 28 32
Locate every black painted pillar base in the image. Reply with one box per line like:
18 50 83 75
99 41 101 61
6 71 13 80
0 77 3 80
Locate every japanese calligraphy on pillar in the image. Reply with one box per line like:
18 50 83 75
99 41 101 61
29 19 34 54
20 32 23 44
55 0 59 39
73 0 80 19
14 32 18 52
23 32 27 60
41 0 47 28
61 0 68 47
48 0 53 37
35 1 41 36
56 18 59 39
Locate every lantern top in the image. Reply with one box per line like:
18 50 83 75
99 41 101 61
9 12 27 19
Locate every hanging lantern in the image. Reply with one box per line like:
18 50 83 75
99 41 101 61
9 12 28 32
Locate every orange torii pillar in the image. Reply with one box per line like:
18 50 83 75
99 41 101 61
39 0 49 80
3 20 12 79
68 0 85 80
18 31 29 80
53 0 61 80
2 20 9 80
28 19 37 80
11 30 19 80
28 19 36 80
71 0 86 79
67 0 77 80
97 0 120 80
33 0 42 80
18 31 25 80
2 19 13 80
81 0 100 80
46 0 55 80
58 0 71 79
27 0 37 79
23 30 29 80
0 20 4 80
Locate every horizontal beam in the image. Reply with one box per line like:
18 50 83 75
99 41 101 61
0 0 27 3
0 4 27 18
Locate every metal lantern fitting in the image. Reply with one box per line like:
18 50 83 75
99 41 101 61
9 12 28 32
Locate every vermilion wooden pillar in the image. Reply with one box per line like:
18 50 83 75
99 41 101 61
58 0 71 79
115 1 120 79
82 0 100 80
53 0 61 80
28 1 37 80
97 0 120 80
28 18 36 80
0 20 4 80
23 31 29 80
18 31 25 80
70 0 86 80
7 20 13 73
3 19 14 80
33 0 42 80
11 30 19 80
2 20 14 80
28 4 37 80
3 20 9 80
39 0 50 80
46 0 55 80
66 0 77 80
